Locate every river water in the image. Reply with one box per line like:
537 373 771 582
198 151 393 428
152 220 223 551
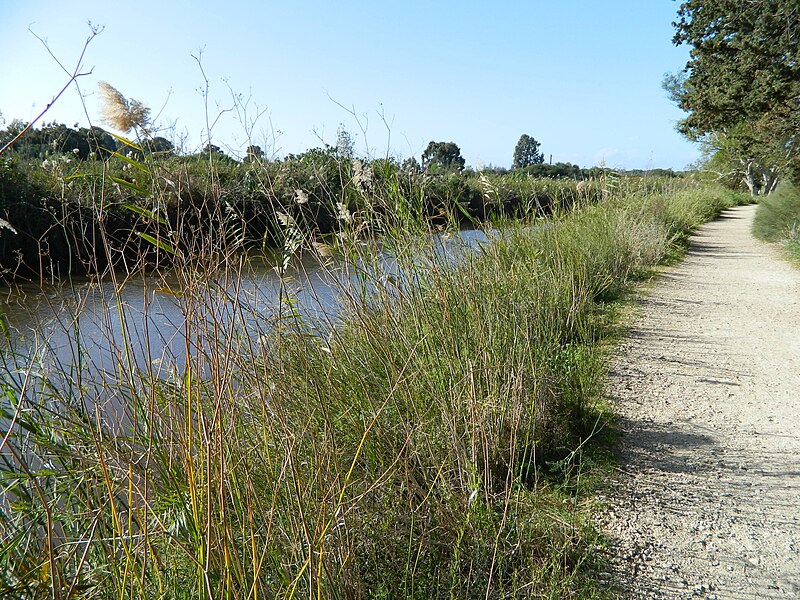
0 229 489 385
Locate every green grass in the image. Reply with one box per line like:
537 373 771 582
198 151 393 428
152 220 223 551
0 179 746 598
753 183 800 263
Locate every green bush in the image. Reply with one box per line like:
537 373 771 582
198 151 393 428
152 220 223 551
753 183 800 262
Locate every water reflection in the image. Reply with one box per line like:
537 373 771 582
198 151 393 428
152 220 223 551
0 228 490 382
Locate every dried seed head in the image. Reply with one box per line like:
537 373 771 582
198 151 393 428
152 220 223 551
98 81 150 133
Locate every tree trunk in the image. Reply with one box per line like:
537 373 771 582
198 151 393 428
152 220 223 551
741 160 759 196
762 168 780 195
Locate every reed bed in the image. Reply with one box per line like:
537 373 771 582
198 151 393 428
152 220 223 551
0 163 747 598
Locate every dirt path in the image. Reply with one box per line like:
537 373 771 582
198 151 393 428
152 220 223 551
601 204 800 599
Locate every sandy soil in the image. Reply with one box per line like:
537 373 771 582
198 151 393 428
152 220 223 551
600 204 800 599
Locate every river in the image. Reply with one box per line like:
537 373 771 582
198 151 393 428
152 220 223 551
0 229 489 385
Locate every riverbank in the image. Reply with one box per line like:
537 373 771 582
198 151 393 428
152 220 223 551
600 204 800 597
0 182 748 598
0 147 632 281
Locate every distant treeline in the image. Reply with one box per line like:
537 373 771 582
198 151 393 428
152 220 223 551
0 121 686 180
478 163 683 180
0 121 685 280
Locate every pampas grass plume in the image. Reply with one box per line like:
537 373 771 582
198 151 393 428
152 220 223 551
98 81 150 134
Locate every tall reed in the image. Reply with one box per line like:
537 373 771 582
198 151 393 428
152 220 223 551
0 145 746 598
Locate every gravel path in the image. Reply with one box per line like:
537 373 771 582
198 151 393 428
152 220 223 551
601 204 800 599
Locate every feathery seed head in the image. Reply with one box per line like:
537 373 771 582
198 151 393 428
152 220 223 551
98 81 151 133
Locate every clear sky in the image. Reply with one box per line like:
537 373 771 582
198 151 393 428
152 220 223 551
1 1 699 170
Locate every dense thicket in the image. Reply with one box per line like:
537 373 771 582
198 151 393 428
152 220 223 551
0 122 682 280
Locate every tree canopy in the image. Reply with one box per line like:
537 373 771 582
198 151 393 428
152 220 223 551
669 0 800 193
335 124 355 159
421 141 465 173
512 134 544 169
0 121 118 160
671 0 800 137
141 136 175 156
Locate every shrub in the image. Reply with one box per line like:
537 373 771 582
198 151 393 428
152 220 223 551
753 183 800 263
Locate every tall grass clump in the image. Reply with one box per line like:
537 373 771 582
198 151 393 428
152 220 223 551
0 146 745 599
753 183 800 263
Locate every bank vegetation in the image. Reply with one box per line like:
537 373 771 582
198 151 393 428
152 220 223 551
0 151 747 596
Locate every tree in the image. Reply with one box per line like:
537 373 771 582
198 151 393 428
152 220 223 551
698 118 796 195
0 121 93 160
421 141 465 173
245 145 264 162
401 156 422 174
671 1 800 137
512 134 544 169
199 144 236 164
668 0 800 193
87 126 117 159
142 136 175 157
521 162 582 179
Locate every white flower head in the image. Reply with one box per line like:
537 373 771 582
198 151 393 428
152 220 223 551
336 202 353 223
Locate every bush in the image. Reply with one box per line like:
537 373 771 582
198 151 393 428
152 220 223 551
753 183 800 262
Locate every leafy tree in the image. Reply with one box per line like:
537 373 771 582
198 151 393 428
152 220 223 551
512 134 544 169
0 121 93 160
668 0 800 193
671 0 800 136
401 156 422 174
521 162 582 179
245 145 264 162
421 141 465 173
142 136 175 157
87 126 117 159
697 120 792 195
195 143 237 165
475 165 509 176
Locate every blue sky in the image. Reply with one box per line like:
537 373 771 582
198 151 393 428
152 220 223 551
1 1 698 170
